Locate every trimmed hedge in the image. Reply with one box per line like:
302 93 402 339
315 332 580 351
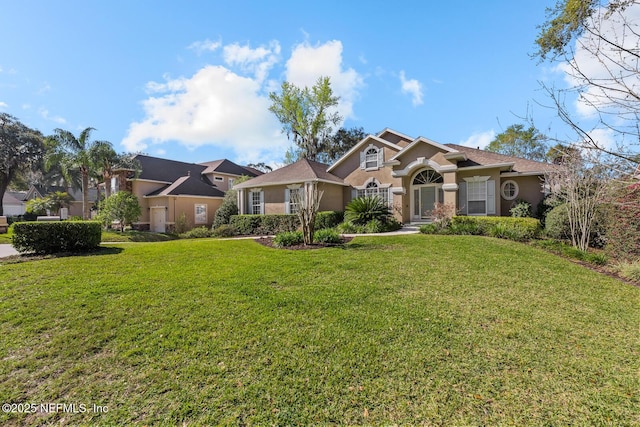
450 216 542 241
12 221 102 254
229 211 343 235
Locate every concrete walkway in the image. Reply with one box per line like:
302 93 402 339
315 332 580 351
0 244 19 258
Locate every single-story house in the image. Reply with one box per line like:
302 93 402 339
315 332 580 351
235 128 554 223
111 155 261 232
2 191 27 216
25 185 98 218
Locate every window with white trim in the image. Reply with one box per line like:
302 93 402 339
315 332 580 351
360 144 383 170
467 181 487 215
501 180 519 200
249 190 264 214
357 181 390 206
194 204 207 224
285 186 302 214
228 178 235 189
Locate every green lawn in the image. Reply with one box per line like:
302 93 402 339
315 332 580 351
0 235 637 425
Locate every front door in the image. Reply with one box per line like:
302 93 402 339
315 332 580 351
151 206 166 233
412 185 443 221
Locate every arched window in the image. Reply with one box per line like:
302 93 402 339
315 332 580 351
360 144 383 170
356 180 390 205
412 169 443 185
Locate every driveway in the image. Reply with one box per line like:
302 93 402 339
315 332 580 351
0 244 19 258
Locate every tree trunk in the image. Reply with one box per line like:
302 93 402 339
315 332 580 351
104 171 112 200
81 170 90 220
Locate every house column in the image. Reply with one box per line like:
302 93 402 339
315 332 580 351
237 189 245 214
442 171 458 209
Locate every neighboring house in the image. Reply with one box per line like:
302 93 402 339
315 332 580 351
111 155 261 232
26 185 98 218
235 128 553 223
2 191 27 216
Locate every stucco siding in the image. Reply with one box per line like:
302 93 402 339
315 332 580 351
499 175 545 216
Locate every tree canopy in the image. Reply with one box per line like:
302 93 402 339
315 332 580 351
269 76 342 162
535 0 640 165
0 113 45 216
486 124 548 162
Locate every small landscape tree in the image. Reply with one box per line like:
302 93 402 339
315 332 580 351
98 191 141 232
289 182 324 245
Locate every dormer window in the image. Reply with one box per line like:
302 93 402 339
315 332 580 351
360 144 383 170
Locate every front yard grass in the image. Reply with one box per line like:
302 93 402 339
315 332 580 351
0 235 637 425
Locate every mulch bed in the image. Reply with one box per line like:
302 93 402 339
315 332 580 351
254 236 353 250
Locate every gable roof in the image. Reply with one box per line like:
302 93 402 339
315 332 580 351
134 155 209 183
235 158 346 189
145 175 225 198
3 192 25 206
199 159 262 177
327 134 404 172
390 136 458 162
446 144 552 174
376 128 414 146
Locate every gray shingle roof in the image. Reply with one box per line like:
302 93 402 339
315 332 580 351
145 175 225 198
235 158 345 189
445 144 553 173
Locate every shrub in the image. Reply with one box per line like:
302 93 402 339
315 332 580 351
607 183 640 261
12 221 102 254
419 223 440 234
97 191 142 232
451 216 541 241
273 231 304 248
509 199 532 217
180 226 213 239
174 212 191 234
229 214 299 235
336 221 359 234
344 196 391 226
315 211 344 230
212 199 238 229
211 224 237 238
545 202 608 248
314 228 342 244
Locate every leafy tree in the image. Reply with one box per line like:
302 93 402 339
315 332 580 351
486 124 548 162
25 191 73 216
269 76 342 161
246 162 273 173
26 197 50 215
0 113 45 216
323 127 368 163
48 127 109 220
98 191 142 232
546 143 583 164
535 0 640 163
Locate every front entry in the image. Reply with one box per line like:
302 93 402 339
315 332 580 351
411 169 444 222
150 206 166 233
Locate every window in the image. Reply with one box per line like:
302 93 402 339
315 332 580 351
501 180 519 200
249 190 264 215
228 178 235 189
194 204 207 224
360 144 383 170
357 181 390 206
412 169 443 185
467 181 487 215
285 187 302 214
214 176 224 182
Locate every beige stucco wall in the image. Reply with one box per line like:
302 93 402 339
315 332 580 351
377 131 412 147
146 196 222 228
260 183 345 214
499 175 545 216
203 172 239 192
395 144 454 170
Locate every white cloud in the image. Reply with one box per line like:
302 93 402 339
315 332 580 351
399 71 423 106
285 40 364 121
223 41 280 83
459 130 496 149
122 65 288 164
39 108 66 124
0 101 7 108
122 39 364 164
188 38 222 55
155 148 166 156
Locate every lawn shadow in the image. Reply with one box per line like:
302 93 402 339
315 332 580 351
0 246 124 265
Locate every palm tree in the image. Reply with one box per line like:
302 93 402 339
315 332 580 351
48 127 112 220
89 141 118 200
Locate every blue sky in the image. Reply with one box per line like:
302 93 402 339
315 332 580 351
1 0 578 166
